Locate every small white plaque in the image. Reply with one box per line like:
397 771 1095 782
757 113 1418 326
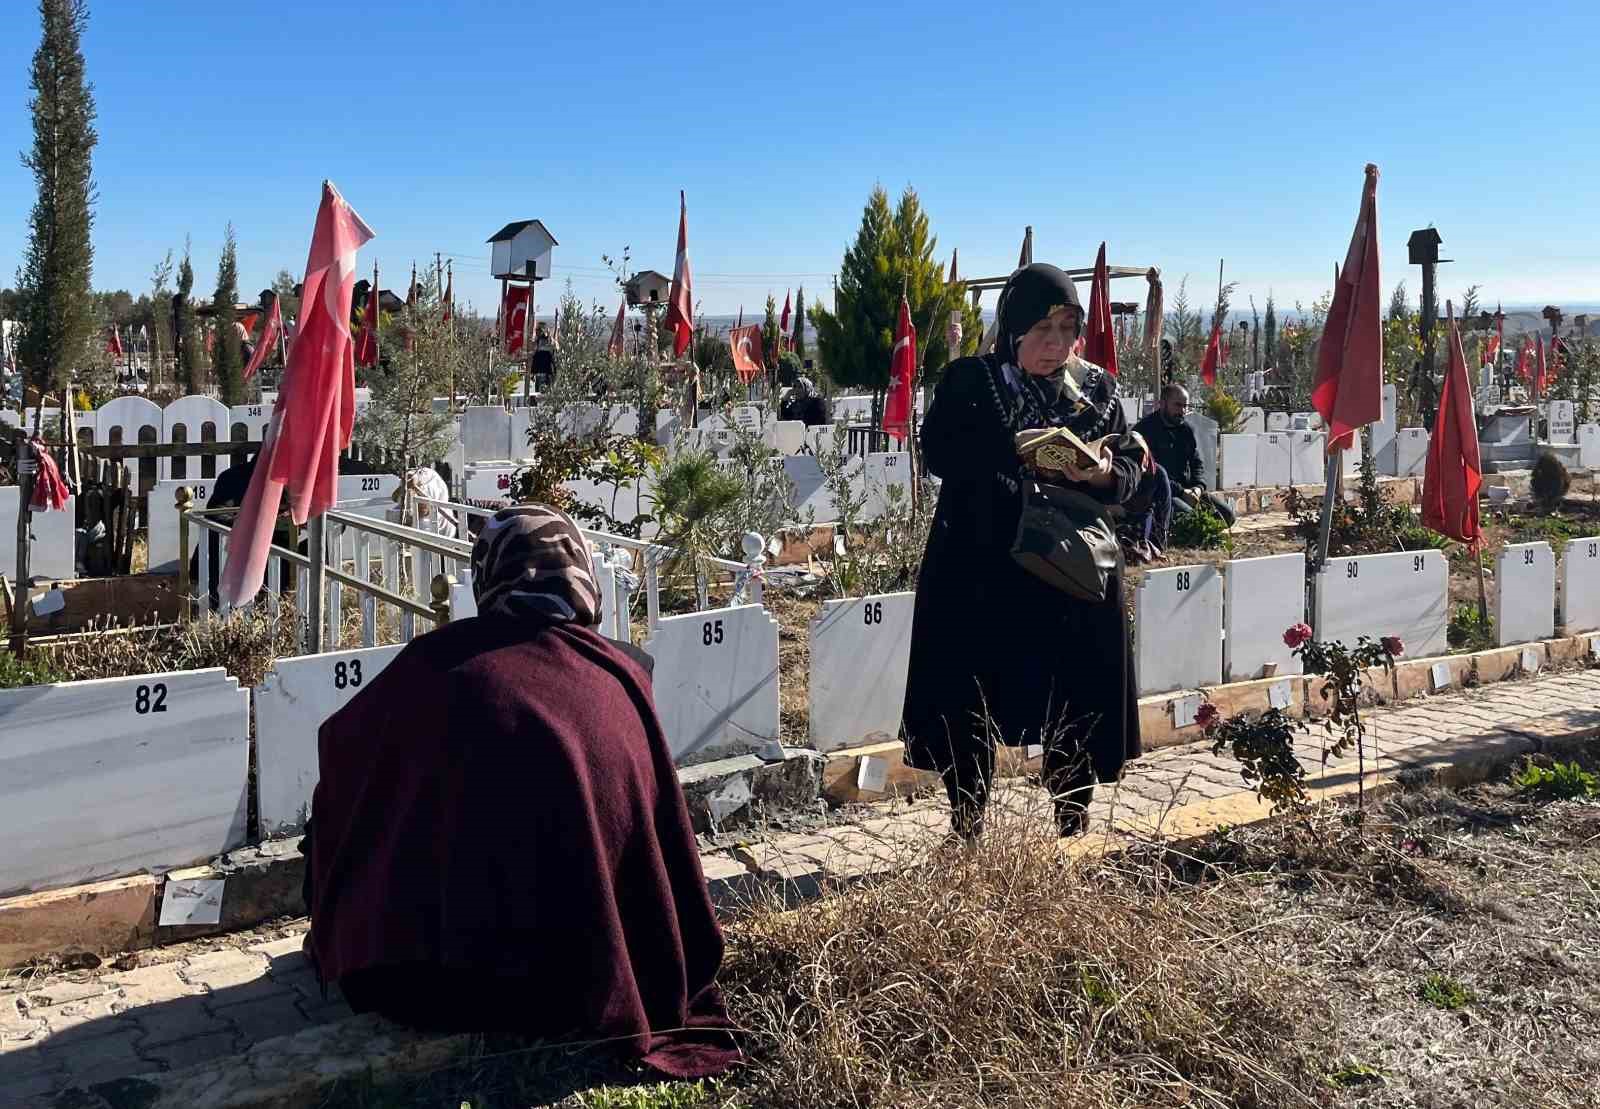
1430 661 1452 691
1173 694 1202 728
1521 647 1541 673
706 776 752 824
855 755 889 793
159 877 225 926
1268 680 1293 710
1590 634 1600 657
1024 744 1044 759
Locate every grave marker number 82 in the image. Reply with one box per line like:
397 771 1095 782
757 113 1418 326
134 683 168 714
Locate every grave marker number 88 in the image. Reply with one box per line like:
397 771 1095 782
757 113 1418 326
1175 571 1191 591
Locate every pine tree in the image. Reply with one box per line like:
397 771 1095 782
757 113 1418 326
175 246 199 392
212 224 244 404
354 273 457 476
1263 295 1277 370
15 0 97 395
792 286 807 360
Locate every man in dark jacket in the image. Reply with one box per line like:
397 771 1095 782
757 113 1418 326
1133 385 1236 527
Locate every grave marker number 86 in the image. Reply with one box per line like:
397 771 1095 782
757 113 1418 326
863 602 883 625
134 683 168 714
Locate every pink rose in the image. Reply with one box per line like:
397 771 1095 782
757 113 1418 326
1283 623 1313 649
1195 702 1220 729
1381 636 1404 657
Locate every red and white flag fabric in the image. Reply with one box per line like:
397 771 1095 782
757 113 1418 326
665 191 694 358
1421 302 1482 549
244 296 285 379
105 328 123 357
1534 336 1548 397
883 296 917 443
502 285 530 356
1311 164 1383 453
1081 242 1119 377
608 300 627 358
1515 335 1533 383
1484 305 1503 366
354 277 379 368
441 265 453 323
29 439 70 510
728 324 765 383
1199 317 1221 385
218 181 374 609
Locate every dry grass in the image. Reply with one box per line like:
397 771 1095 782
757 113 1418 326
39 604 302 687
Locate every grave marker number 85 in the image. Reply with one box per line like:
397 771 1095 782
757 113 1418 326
702 619 724 645
134 683 168 714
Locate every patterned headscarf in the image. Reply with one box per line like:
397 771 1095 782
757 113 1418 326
470 505 601 626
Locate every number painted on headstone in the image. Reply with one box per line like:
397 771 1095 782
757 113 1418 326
1589 542 1598 559
1347 561 1359 579
1413 555 1424 572
701 618 724 645
247 406 262 417
134 683 168 715
1524 549 1535 565
361 477 380 492
333 660 364 689
863 601 883 625
1176 570 1191 591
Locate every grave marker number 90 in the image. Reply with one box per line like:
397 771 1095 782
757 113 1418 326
701 619 724 645
1347 561 1359 579
333 660 363 689
134 683 168 714
863 601 884 625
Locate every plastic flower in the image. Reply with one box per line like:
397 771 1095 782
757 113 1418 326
1283 623 1313 649
1195 702 1220 729
1381 636 1404 657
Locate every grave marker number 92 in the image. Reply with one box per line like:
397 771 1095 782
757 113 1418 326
1523 549 1535 565
701 619 724 645
134 683 168 714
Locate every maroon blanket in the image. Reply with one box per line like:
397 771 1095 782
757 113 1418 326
306 616 739 1078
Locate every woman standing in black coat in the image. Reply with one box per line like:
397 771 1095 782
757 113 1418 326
902 263 1143 839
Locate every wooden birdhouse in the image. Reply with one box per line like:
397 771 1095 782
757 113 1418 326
625 270 673 308
486 220 558 281
1406 228 1442 266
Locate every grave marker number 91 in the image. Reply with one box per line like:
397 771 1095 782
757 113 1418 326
134 683 168 714
701 619 724 645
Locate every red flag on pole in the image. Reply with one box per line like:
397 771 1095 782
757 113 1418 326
729 324 765 383
1081 242 1119 377
1421 302 1482 549
1311 164 1383 453
219 181 374 608
780 291 791 335
502 286 530 356
1484 304 1503 366
354 271 379 368
1535 336 1547 397
105 328 123 357
1200 318 1221 385
665 191 694 358
883 296 917 443
608 300 627 358
1515 335 1533 382
441 264 453 323
244 296 284 379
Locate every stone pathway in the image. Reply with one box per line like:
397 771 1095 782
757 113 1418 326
5 667 1600 1107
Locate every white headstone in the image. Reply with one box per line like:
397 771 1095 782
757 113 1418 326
0 668 249 895
1341 430 1364 476
1550 400 1577 445
1219 434 1258 490
0 487 75 581
228 401 273 444
1370 384 1398 463
642 604 780 763
1134 563 1223 695
763 420 808 455
1186 413 1219 490
861 452 912 518
731 404 762 435
1395 428 1429 477
146 479 214 573
1561 537 1600 633
461 406 514 463
1315 550 1449 659
1266 411 1291 433
1223 553 1306 681
808 592 915 752
785 454 843 523
161 395 231 482
1578 425 1600 470
1495 541 1556 646
1256 432 1292 487
1290 431 1326 485
1237 407 1266 435
462 465 519 506
805 424 839 455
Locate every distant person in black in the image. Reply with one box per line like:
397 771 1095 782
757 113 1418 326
780 377 828 427
1133 384 1236 528
531 323 556 390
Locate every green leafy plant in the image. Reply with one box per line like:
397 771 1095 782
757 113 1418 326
1512 758 1599 801
0 650 66 689
1418 973 1474 1011
1531 451 1571 512
1289 622 1402 819
1285 447 1447 558
813 425 933 597
1201 388 1242 433
1447 602 1494 650
652 448 746 606
1326 1059 1384 1089
1168 499 1232 551
1200 703 1309 813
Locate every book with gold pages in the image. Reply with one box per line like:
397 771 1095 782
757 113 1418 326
1015 426 1105 473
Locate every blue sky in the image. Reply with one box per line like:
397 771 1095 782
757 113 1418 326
1 0 1595 321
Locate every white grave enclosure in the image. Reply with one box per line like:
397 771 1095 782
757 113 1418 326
1256 432 1292 487
1494 542 1555 646
1134 564 1223 695
1580 425 1600 470
0 668 250 896
0 487 76 581
146 480 213 573
1219 434 1258 490
1266 412 1291 432
1186 413 1218 490
1315 550 1449 659
807 592 915 752
1237 407 1266 435
1561 537 1600 634
1395 429 1428 477
1289 431 1325 485
254 645 406 836
1549 400 1577 445
1223 554 1306 681
643 604 780 763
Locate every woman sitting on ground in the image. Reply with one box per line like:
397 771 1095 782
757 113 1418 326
302 505 739 1079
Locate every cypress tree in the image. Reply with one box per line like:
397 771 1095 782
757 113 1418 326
792 286 807 360
175 247 199 392
1263 295 1277 369
212 224 243 403
16 0 98 396
762 295 780 368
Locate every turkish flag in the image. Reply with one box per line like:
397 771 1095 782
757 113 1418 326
219 181 374 608
728 324 765 383
244 297 284 379
1515 336 1533 382
780 291 791 335
502 285 530 356
1081 242 1118 376
1311 164 1383 453
883 297 917 443
608 300 627 359
354 280 379 368
105 328 123 356
1535 336 1548 397
1200 318 1221 385
441 267 453 323
665 191 694 358
1421 303 1482 549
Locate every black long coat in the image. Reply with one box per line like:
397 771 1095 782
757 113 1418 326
902 355 1142 782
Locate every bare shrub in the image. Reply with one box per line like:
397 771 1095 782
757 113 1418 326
44 604 301 687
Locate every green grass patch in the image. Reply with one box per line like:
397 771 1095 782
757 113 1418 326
1418 973 1474 1011
1512 758 1600 801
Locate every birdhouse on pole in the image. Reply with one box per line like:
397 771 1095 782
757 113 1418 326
486 220 557 281
624 270 673 308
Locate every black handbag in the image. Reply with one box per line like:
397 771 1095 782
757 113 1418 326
1011 480 1121 602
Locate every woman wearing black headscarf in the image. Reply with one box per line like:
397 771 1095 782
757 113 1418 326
304 505 739 1078
902 263 1143 839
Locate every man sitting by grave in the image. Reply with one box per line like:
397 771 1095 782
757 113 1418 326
301 505 740 1080
1133 384 1236 528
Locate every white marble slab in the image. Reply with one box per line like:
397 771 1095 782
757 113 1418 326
1395 428 1429 477
764 420 807 455
1134 563 1223 695
1314 549 1449 658
1214 434 1253 490
807 592 915 752
861 452 912 518
1550 400 1577 445
162 395 231 482
1495 541 1555 646
1223 553 1306 681
461 406 513 463
0 668 249 895
1289 431 1326 485
1561 537 1600 633
1266 411 1290 432
146 479 215 573
1256 432 1292 487
0 487 75 581
786 454 840 523
228 401 273 444
805 424 839 455
642 603 780 763
731 405 763 435
255 646 405 836
462 465 519 506
1579 425 1600 470
1187 413 1218 490
831 395 873 423
1369 384 1398 462
1237 407 1265 435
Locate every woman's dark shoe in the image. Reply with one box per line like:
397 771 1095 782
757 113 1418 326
1055 805 1090 838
